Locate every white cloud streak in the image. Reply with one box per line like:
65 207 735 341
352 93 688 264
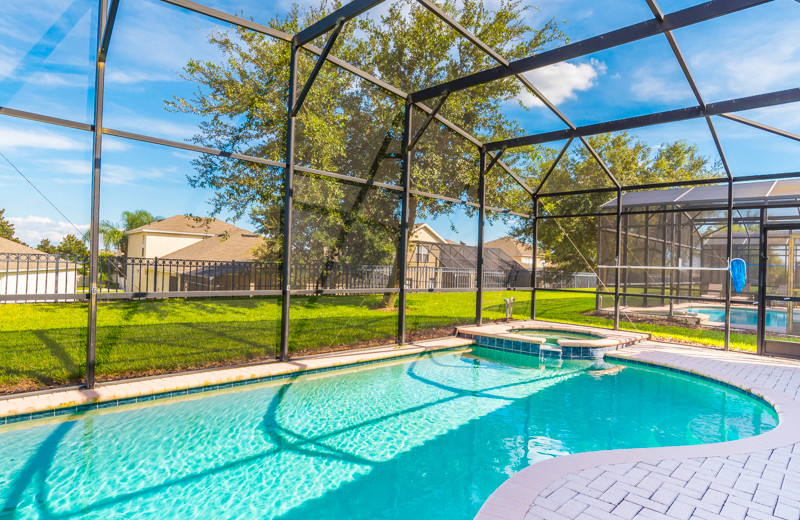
518 59 606 107
9 215 88 245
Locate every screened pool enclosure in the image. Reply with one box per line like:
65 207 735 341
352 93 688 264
0 0 799 390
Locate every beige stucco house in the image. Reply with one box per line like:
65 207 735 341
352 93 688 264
124 216 263 292
484 236 539 269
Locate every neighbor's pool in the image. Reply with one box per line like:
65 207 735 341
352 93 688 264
0 348 777 520
689 306 786 328
513 327 605 345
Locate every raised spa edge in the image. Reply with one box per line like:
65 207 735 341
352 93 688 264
457 322 650 359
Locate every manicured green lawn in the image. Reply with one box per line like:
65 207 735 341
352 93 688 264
0 290 757 393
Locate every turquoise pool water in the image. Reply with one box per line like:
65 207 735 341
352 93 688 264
513 328 604 345
688 306 786 328
0 348 777 519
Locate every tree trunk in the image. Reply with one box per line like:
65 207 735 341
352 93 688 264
380 201 417 308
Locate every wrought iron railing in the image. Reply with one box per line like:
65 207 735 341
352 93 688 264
0 253 596 300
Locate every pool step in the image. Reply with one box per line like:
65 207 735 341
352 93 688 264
539 345 563 359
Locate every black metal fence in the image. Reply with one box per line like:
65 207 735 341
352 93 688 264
0 253 595 300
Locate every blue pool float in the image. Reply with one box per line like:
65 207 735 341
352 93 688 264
729 258 747 293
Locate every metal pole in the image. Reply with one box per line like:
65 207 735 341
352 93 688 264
757 208 767 355
724 179 733 350
476 147 486 325
644 212 650 307
280 43 298 362
398 102 413 345
622 213 629 306
86 0 108 389
614 189 622 329
531 196 538 320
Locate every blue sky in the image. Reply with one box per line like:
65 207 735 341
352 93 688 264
0 0 798 247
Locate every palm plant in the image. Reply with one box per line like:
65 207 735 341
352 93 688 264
100 210 163 255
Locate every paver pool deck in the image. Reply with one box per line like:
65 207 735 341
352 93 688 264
477 341 800 520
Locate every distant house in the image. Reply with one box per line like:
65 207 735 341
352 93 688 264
124 216 264 292
406 224 525 289
484 237 539 269
0 237 79 299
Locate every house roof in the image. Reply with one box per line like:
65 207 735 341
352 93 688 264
0 237 40 254
414 241 521 271
410 223 447 243
485 237 532 258
601 178 800 210
126 215 249 236
0 237 80 269
162 232 262 262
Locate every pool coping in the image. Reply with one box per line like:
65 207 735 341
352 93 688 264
474 342 800 520
0 337 474 424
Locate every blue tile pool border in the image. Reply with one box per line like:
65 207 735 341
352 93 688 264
0 345 472 426
607 356 775 411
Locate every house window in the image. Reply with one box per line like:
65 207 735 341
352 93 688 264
522 257 533 265
416 245 429 264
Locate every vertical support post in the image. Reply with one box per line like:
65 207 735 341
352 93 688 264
531 196 538 320
661 210 668 306
757 208 767 355
724 179 734 350
621 213 629 306
643 212 650 307
280 43 298 362
676 216 683 300
614 189 622 330
476 147 486 325
669 211 676 317
398 102 413 345
86 0 108 389
688 224 694 301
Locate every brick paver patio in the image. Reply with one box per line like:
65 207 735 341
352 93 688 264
476 342 800 520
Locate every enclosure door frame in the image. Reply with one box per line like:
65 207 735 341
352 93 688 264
758 215 800 358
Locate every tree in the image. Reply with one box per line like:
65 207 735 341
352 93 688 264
170 0 564 305
57 234 89 257
100 210 163 255
36 238 58 254
509 132 720 272
0 209 22 244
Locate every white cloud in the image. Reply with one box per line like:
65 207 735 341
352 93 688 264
687 13 800 100
518 59 606 107
629 68 693 104
101 163 181 186
9 215 88 245
106 69 176 85
0 126 87 151
104 104 200 141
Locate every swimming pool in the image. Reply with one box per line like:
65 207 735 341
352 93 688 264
689 306 787 328
0 348 777 519
512 328 605 346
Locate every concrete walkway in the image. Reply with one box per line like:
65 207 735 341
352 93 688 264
476 342 800 520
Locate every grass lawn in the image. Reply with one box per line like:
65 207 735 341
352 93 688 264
0 290 757 393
